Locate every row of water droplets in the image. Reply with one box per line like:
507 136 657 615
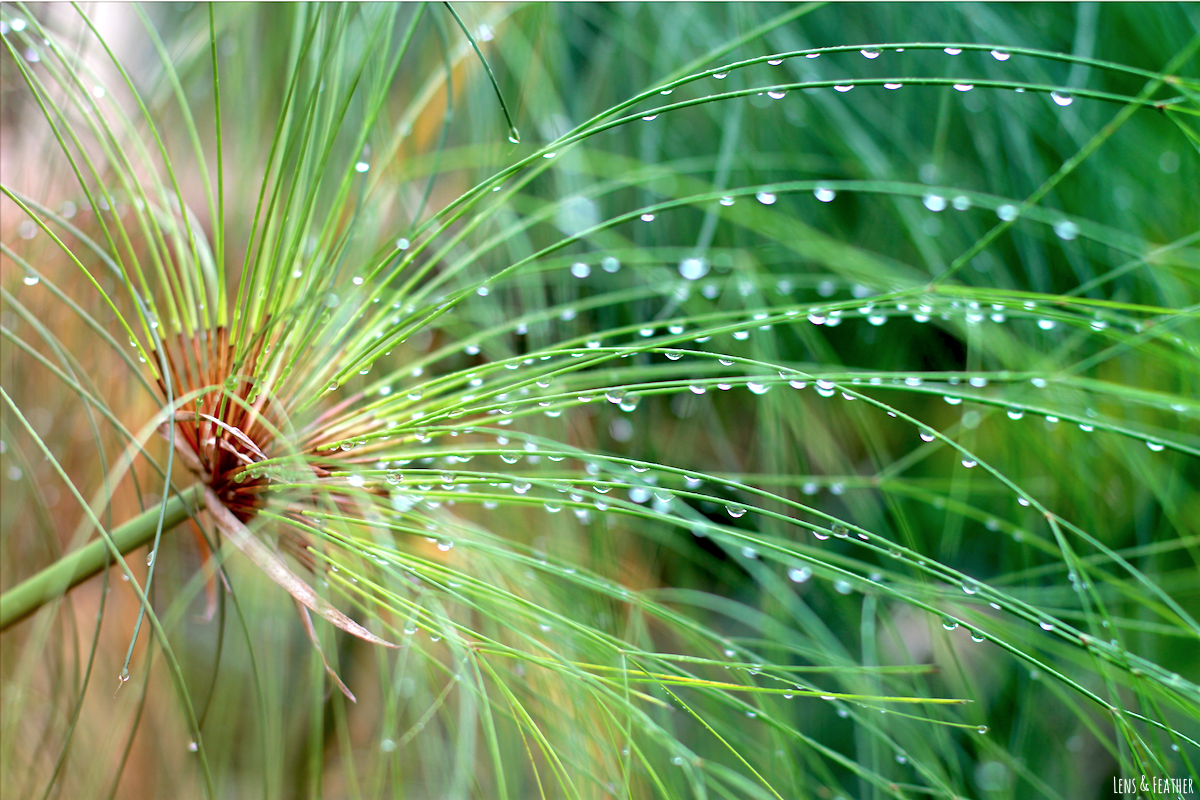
538 254 1136 354
611 187 1086 273
346 324 1172 455
319 316 1176 467
678 43 1076 104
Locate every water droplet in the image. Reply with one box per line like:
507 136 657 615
962 582 978 595
713 72 728 80
997 204 1018 221
861 48 881 59
756 191 777 205
23 273 40 286
833 580 853 595
740 546 758 559
923 194 947 212
678 257 710 280
971 631 986 642
944 47 962 55
354 161 370 173
570 262 591 278
942 618 959 631
640 213 655 222
1146 441 1164 452
726 505 747 518
507 126 521 144
188 741 199 752
833 84 854 93
961 458 977 468
919 429 936 443
884 82 903 90
767 58 783 65
814 186 836 202
15 218 41 241
601 256 621 273
812 529 830 541
976 725 988 735
954 83 974 92
788 567 812 583
1050 91 1073 107
642 114 658 121
767 90 787 100
328 380 339 391
1039 621 1055 631
747 382 770 395
1053 220 1079 241
1037 319 1056 330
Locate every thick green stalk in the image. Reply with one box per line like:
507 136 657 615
0 485 204 631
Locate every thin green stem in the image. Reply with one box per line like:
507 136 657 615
0 485 204 631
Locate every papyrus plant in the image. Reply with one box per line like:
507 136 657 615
2 3 1198 798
